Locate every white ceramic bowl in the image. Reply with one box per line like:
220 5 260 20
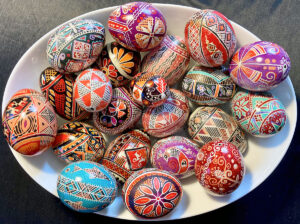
2 3 297 221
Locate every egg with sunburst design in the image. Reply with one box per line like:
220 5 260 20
122 168 183 219
96 42 141 87
108 2 167 52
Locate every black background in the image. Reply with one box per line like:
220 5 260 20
0 0 299 223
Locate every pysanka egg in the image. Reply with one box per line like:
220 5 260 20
142 89 189 138
141 35 190 86
2 89 57 156
108 2 167 52
102 129 151 183
185 9 237 67
231 90 287 137
74 68 112 112
188 107 247 154
182 66 236 105
229 41 291 91
131 72 170 107
52 122 106 163
195 140 245 196
57 161 117 212
96 41 141 87
151 136 200 179
122 168 183 219
40 67 90 121
47 19 105 73
93 87 142 135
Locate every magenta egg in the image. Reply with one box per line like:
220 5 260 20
108 2 167 52
229 41 291 91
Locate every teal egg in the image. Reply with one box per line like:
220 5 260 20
57 161 117 213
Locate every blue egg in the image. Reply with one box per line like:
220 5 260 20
57 161 117 213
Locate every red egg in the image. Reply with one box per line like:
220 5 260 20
195 140 245 196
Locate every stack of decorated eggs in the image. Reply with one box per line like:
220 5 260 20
2 1 290 219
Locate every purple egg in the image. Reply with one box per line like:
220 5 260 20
150 136 200 179
107 2 167 52
229 41 291 91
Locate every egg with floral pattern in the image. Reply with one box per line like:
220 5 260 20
108 2 167 52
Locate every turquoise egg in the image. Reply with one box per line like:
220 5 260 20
57 161 117 213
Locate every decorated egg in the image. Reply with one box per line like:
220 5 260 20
108 2 167 52
102 129 151 184
52 122 106 163
74 68 112 112
130 72 170 107
2 89 57 156
231 90 287 137
188 107 247 154
40 67 90 121
185 9 237 67
122 168 182 219
57 161 117 212
96 41 141 87
151 136 200 179
182 66 236 105
141 35 190 86
195 140 245 196
142 89 189 138
93 87 142 135
47 19 105 73
229 41 291 91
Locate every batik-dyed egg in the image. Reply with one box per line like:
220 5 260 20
188 107 247 154
151 136 200 179
141 35 190 86
142 89 189 138
74 68 112 112
47 19 105 73
93 87 142 135
131 72 170 107
57 161 117 212
2 89 57 156
122 168 182 219
182 66 236 105
185 9 237 67
231 90 287 137
229 41 291 91
102 129 151 184
96 42 141 87
108 2 167 52
195 140 245 196
40 67 90 121
52 122 106 163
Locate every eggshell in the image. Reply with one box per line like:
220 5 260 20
185 9 236 67
141 35 190 86
108 2 167 52
229 41 291 91
182 66 236 105
52 122 106 163
142 89 189 138
195 140 245 196
122 168 182 219
2 89 57 156
96 41 141 87
151 136 200 179
102 129 151 184
40 67 90 121
188 106 247 154
57 161 117 212
231 90 287 137
93 87 142 135
131 72 170 107
47 19 105 73
74 68 112 112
